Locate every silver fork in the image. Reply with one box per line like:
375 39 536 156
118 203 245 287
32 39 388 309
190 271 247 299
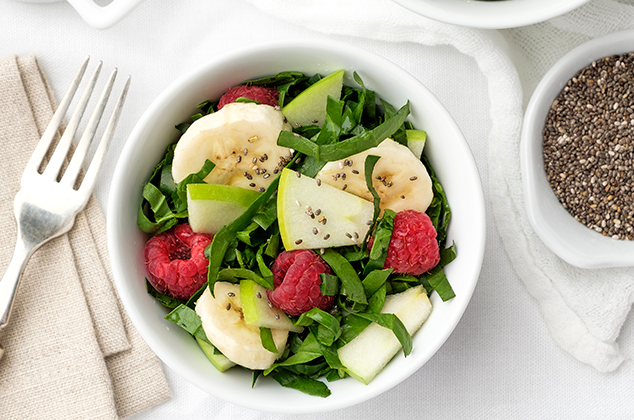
0 57 130 333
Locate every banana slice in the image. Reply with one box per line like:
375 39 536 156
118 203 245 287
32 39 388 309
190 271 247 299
195 281 288 370
316 138 433 214
172 102 294 191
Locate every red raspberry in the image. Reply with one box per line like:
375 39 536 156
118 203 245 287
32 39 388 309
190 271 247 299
144 223 212 300
383 210 440 276
217 85 279 110
267 250 334 316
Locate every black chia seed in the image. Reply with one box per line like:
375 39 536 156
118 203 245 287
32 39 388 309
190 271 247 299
543 53 634 240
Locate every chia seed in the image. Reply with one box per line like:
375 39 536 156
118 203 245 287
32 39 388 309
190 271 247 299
543 53 634 240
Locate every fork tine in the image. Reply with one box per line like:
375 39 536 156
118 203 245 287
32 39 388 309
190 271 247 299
42 61 102 180
60 67 117 189
77 74 131 195
23 56 90 177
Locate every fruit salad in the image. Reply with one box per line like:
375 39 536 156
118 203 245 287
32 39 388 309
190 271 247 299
137 70 456 397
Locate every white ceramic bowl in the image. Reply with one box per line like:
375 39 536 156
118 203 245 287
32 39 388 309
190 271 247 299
391 0 589 29
522 30 634 269
108 39 485 413
13 0 143 29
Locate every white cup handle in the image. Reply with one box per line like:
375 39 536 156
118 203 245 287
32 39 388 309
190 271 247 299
65 0 144 29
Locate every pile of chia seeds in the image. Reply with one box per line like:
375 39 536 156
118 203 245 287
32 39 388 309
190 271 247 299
543 53 634 240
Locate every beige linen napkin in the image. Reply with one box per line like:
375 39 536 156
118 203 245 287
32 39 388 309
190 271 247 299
0 55 171 419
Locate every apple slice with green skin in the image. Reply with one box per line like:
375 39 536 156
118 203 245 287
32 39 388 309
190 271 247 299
281 69 344 128
240 280 303 333
337 285 433 385
195 337 236 372
277 168 374 250
406 129 427 160
187 183 261 234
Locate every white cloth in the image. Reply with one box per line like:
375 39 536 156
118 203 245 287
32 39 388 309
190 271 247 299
240 0 634 373
2 0 634 418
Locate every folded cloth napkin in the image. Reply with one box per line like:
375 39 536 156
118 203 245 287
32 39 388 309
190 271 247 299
244 0 634 372
0 55 170 419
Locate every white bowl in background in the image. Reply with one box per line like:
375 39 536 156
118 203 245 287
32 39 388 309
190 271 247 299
13 0 143 28
522 29 634 269
391 0 589 29
108 39 485 413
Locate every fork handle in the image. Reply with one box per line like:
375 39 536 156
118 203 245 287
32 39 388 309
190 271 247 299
0 238 36 331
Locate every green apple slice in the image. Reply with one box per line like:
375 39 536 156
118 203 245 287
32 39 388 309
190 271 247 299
406 129 427 160
277 168 374 250
240 280 303 333
195 337 236 372
187 183 261 234
281 69 344 128
337 285 433 384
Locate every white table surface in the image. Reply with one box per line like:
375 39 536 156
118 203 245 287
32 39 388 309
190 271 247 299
2 0 632 419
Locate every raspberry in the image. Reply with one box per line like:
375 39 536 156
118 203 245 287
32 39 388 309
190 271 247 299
267 250 334 316
144 223 212 299
382 210 440 276
217 85 279 110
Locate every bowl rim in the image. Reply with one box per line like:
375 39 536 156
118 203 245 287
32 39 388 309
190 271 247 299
390 0 590 29
521 29 634 269
107 38 486 412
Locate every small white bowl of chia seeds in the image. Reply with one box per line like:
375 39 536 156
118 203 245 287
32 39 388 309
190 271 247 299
522 29 634 269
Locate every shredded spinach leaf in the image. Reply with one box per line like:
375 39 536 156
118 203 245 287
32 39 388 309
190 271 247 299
319 273 340 296
420 265 455 302
362 268 393 297
260 327 278 353
296 308 342 347
364 154 382 229
264 333 322 375
270 369 331 398
242 71 305 88
319 249 367 306
278 102 410 162
364 209 396 275
422 153 451 248
146 279 186 309
164 304 210 345
216 268 273 290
